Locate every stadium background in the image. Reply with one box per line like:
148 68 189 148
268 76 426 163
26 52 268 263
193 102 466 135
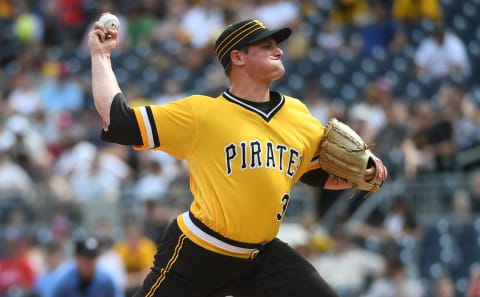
1 0 480 296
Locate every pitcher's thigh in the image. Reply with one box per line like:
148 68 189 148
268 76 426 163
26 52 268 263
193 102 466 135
131 268 218 297
250 239 340 297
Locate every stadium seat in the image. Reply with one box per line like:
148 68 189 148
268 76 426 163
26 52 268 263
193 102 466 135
122 54 141 71
468 39 480 55
287 72 306 96
405 81 422 98
462 1 477 21
318 72 338 98
350 70 368 89
417 76 442 98
440 0 461 24
418 224 444 279
410 27 427 45
339 83 360 103
391 55 410 75
452 15 469 40
370 46 389 71
114 66 130 85
359 56 378 77
383 70 400 87
294 58 316 78
328 58 347 78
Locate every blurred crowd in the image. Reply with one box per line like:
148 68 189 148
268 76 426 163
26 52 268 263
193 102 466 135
1 0 480 296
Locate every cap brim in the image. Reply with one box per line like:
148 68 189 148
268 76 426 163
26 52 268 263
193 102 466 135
246 27 292 46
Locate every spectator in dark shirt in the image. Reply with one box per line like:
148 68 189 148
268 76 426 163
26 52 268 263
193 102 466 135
358 0 399 54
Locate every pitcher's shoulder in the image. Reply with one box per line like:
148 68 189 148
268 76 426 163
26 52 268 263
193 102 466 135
282 94 311 111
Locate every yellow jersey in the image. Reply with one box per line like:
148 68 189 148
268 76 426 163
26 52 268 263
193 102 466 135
131 91 324 255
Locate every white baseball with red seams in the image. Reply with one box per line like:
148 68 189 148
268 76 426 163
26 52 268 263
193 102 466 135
98 13 120 31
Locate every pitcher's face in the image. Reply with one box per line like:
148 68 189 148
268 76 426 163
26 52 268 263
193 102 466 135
243 38 286 83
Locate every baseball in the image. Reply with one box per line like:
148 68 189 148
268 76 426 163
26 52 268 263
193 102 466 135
98 13 120 31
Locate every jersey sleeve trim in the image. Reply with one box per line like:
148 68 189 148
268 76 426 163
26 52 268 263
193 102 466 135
100 93 143 145
146 106 160 147
133 106 160 150
305 155 321 172
300 165 329 187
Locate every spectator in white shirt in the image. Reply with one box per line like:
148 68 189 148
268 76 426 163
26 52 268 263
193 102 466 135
310 225 385 296
414 22 470 80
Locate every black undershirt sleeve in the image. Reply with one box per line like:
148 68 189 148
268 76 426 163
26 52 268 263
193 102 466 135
100 93 143 145
300 167 330 188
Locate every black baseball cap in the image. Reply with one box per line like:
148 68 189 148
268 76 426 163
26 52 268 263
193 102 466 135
214 19 291 70
75 236 100 258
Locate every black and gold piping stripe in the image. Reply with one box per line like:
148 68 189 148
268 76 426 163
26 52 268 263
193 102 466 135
145 234 187 297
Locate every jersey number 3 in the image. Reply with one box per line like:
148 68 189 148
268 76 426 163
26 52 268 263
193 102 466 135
276 193 290 221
